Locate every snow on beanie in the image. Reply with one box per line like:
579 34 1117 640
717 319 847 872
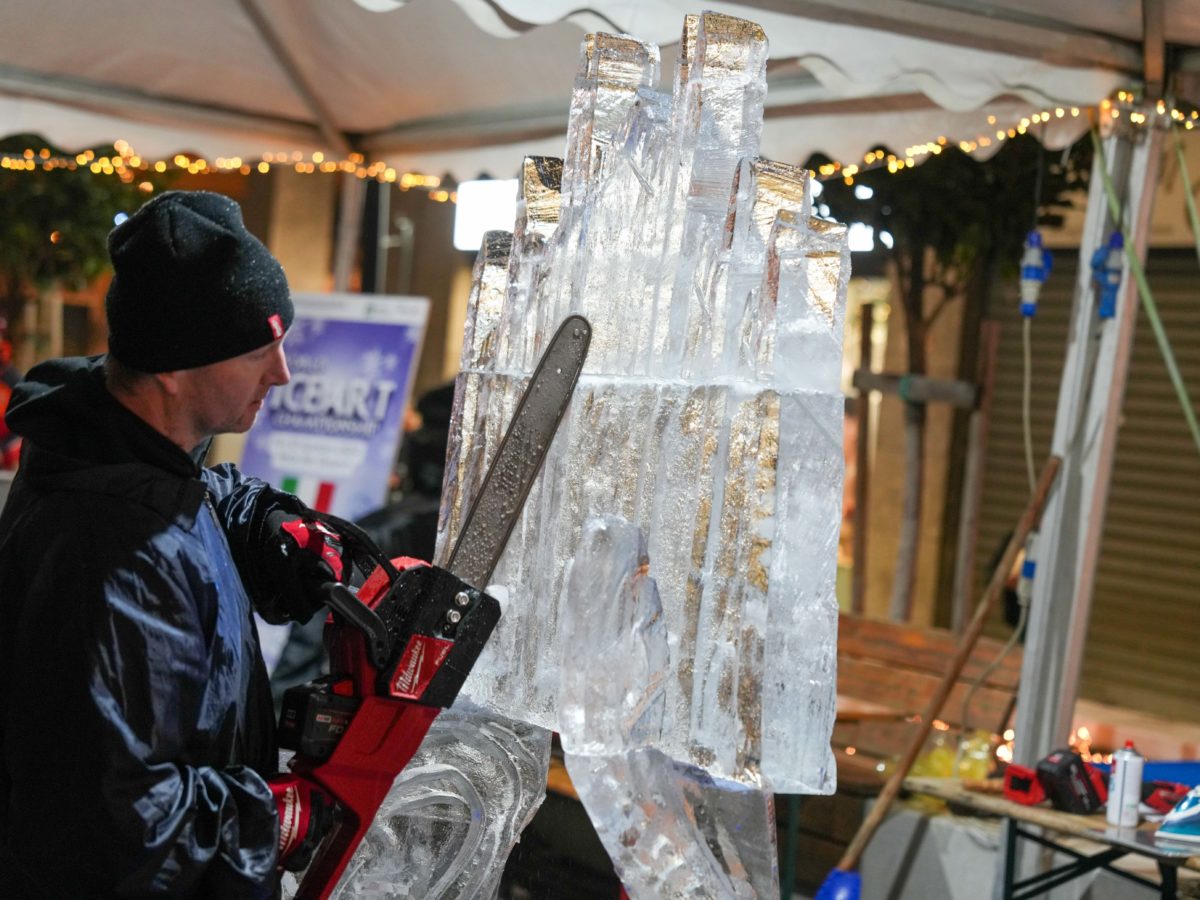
105 190 293 373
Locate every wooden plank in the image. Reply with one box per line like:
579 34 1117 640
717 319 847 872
839 613 1023 688
835 720 911 757
837 640 1022 694
840 610 1017 659
836 693 907 722
852 369 978 408
832 747 889 789
837 659 1017 730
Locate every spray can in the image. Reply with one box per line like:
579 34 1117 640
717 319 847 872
1107 740 1144 827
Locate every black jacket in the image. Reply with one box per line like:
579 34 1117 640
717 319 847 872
0 356 316 897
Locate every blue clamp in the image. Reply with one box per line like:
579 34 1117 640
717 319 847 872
1091 232 1124 319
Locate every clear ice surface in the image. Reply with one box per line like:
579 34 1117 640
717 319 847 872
561 516 778 898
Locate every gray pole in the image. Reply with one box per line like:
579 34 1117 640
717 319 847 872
333 175 367 293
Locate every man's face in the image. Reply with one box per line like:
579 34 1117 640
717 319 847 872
175 338 290 440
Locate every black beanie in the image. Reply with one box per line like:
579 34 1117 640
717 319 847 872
105 190 293 373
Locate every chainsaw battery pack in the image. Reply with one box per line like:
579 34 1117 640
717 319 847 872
1037 748 1104 814
278 675 362 761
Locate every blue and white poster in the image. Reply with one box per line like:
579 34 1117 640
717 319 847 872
240 292 429 523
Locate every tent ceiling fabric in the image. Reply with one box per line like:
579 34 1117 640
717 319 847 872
0 0 1190 179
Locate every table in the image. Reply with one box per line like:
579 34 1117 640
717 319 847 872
905 776 1200 899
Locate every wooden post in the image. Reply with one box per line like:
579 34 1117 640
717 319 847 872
950 319 1002 633
851 303 873 615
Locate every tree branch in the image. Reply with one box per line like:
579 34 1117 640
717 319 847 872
924 288 960 328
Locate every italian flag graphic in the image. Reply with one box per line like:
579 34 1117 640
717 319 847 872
280 476 337 513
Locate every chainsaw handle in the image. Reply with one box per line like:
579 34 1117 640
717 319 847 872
319 582 390 669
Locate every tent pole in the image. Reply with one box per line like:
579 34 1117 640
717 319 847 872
1012 122 1164 768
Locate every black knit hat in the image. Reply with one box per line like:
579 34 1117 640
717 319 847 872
105 190 293 373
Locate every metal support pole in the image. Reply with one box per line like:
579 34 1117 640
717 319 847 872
1012 123 1165 767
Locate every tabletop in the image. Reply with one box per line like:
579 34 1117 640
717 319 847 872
905 775 1200 869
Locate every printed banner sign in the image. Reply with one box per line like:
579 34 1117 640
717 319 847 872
241 292 429 522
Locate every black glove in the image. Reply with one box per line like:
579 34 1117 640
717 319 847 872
268 773 335 872
279 517 347 584
254 502 388 623
257 511 352 623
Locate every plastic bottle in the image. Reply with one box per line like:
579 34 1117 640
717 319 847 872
1107 740 1144 827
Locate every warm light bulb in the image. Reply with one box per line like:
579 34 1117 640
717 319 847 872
453 178 518 250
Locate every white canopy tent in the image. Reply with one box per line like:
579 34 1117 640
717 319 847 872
3 0 1198 769
5 0 1192 176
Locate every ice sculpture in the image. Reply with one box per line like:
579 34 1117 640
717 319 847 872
561 516 778 897
444 11 849 793
329 701 549 899
332 11 849 897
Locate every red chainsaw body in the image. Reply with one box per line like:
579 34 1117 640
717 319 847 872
327 556 425 697
282 557 501 900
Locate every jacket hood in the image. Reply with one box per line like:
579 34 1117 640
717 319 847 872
5 356 206 518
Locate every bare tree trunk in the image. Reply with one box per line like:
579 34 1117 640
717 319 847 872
889 401 925 619
40 281 63 360
13 282 63 372
14 294 38 374
888 244 928 621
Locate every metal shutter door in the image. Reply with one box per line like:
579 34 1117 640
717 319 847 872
974 249 1200 720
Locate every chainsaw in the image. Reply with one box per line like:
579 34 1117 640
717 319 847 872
276 314 592 900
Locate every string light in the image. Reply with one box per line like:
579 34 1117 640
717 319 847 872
0 140 456 202
806 90 1198 185
5 89 1198 198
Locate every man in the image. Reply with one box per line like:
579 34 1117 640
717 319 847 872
0 191 343 896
